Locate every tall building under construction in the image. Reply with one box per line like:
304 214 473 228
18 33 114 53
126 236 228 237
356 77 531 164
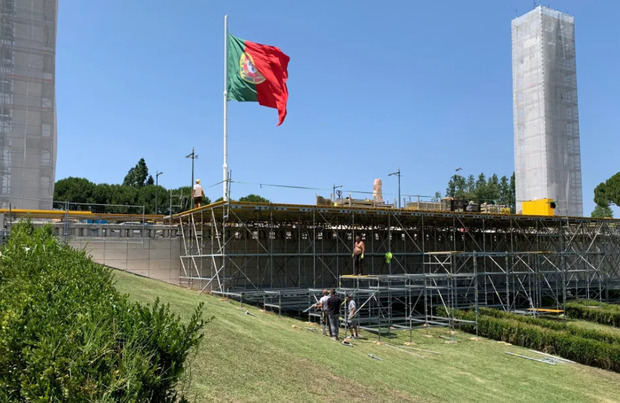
512 6 583 216
0 0 57 209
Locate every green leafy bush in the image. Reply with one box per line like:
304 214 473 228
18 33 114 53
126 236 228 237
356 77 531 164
565 299 620 327
476 308 620 345
446 308 620 372
0 222 206 401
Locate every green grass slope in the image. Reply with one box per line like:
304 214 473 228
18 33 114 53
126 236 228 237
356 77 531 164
113 270 620 402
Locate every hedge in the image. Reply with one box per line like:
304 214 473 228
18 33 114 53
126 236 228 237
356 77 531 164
565 300 620 328
0 222 206 401
476 308 620 345
446 308 620 372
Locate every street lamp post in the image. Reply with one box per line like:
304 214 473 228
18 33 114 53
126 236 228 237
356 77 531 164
185 147 199 209
155 171 163 214
388 168 401 209
332 184 343 202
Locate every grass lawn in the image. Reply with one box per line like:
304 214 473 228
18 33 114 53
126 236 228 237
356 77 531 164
113 270 620 402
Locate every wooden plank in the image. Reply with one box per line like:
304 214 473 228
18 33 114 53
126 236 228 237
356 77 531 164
526 308 564 313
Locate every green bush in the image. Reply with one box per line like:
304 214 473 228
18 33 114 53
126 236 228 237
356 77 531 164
448 308 620 372
0 222 206 401
565 300 620 327
476 308 620 345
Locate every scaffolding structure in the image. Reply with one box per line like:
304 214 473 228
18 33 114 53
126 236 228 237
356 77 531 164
176 201 620 329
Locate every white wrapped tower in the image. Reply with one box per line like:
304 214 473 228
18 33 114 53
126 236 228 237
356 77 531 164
512 6 583 216
0 0 58 209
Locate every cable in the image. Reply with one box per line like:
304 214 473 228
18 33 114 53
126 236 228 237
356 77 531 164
205 178 440 202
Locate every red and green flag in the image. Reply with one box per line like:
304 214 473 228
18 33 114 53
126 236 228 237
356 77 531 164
227 33 290 125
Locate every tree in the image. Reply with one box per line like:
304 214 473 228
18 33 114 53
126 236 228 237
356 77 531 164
474 173 487 202
593 172 620 208
54 175 212 214
136 185 165 214
109 184 139 213
54 177 96 206
168 186 195 213
591 172 619 219
444 171 516 209
499 176 510 206
485 174 500 203
146 175 154 185
465 175 475 198
591 205 613 218
509 173 516 213
123 158 149 187
446 174 466 198
239 194 270 203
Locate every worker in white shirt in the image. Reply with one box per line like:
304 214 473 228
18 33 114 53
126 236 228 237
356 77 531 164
315 289 332 337
345 294 359 338
192 179 205 207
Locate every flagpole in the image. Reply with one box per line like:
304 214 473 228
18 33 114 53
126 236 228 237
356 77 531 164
223 15 229 201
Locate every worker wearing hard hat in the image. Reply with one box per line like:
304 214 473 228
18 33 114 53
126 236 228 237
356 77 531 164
192 179 205 207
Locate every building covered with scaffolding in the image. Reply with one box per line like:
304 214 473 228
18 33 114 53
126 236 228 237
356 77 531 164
0 0 58 209
512 6 583 216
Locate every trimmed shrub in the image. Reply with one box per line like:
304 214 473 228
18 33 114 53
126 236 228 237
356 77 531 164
565 300 620 327
0 222 206 401
477 308 620 345
448 309 620 372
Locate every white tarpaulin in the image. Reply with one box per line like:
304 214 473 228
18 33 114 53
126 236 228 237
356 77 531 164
512 6 583 216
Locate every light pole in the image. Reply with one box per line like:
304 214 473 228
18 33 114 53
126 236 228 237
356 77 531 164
185 147 199 209
388 168 401 209
155 171 163 214
332 184 343 202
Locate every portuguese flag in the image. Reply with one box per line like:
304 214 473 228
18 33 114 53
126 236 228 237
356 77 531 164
227 33 290 125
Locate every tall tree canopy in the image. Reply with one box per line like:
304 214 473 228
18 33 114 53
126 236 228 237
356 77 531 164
445 171 515 211
123 158 150 187
591 205 613 218
591 171 619 218
239 194 270 203
54 177 96 204
54 178 208 215
593 172 620 208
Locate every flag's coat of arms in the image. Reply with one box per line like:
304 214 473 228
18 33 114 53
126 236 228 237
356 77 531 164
239 53 266 84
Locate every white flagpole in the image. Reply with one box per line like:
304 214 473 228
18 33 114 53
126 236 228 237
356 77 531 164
223 15 229 201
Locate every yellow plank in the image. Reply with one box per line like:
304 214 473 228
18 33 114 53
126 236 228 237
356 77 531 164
526 308 564 313
0 208 164 222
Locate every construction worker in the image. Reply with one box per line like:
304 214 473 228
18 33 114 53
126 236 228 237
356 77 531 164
352 235 365 275
315 289 332 336
326 289 342 340
345 294 359 338
192 179 205 207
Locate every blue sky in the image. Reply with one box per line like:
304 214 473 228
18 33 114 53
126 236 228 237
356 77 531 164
56 1 620 215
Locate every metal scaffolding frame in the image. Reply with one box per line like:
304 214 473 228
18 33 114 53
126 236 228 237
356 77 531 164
176 201 620 329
